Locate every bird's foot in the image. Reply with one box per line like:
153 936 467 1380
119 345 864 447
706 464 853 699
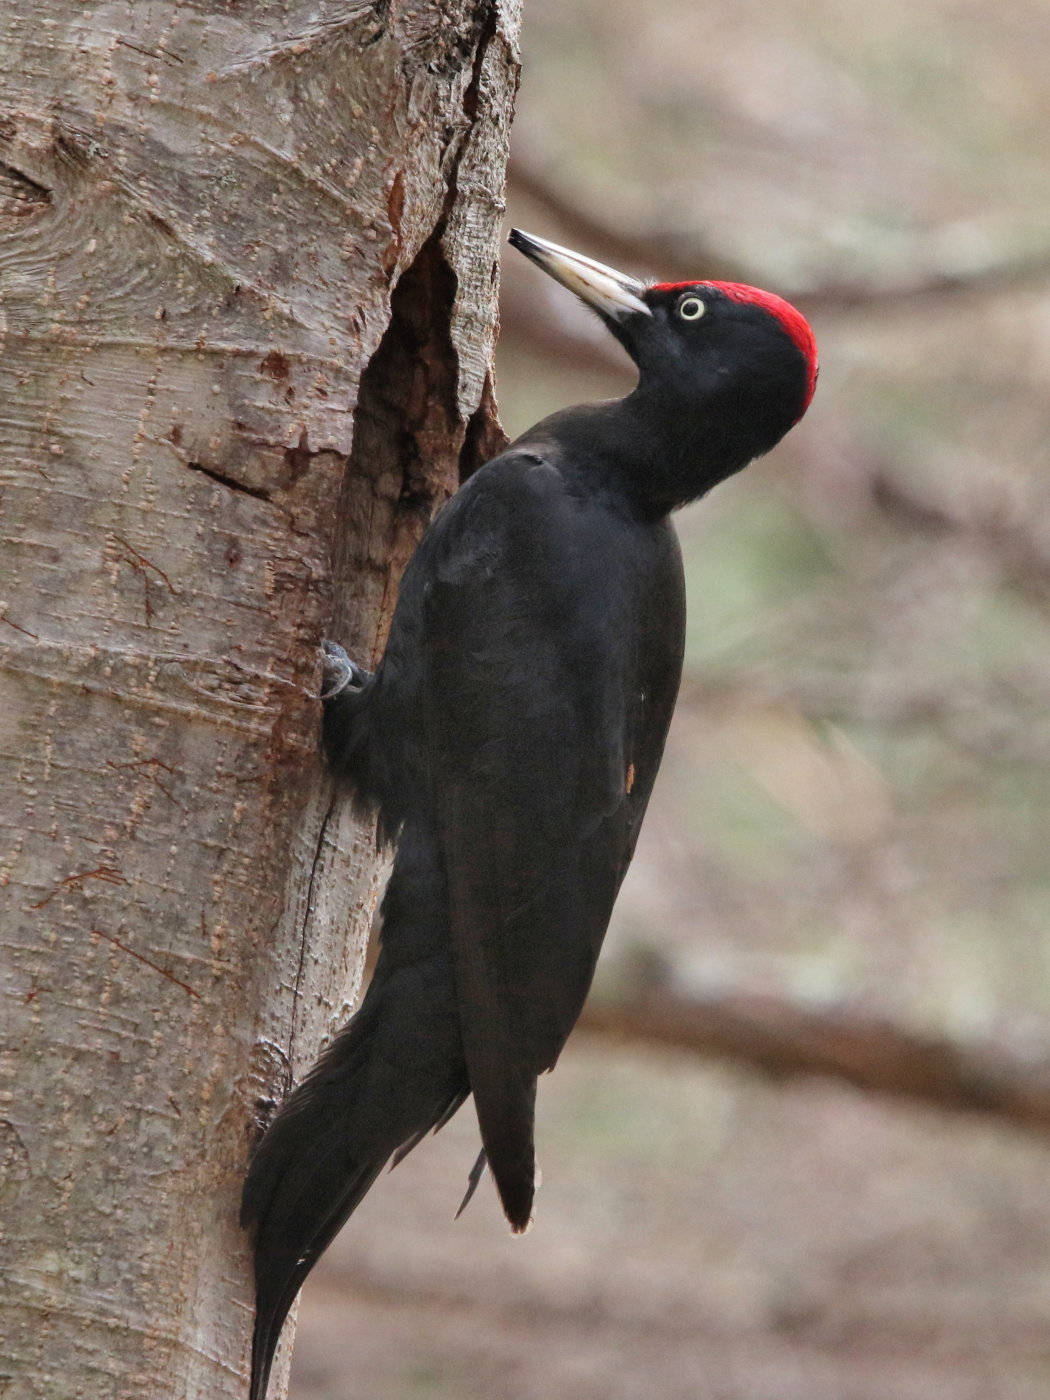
319 640 371 700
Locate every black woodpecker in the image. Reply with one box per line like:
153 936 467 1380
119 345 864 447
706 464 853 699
240 229 818 1400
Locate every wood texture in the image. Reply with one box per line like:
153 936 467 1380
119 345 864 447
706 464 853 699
0 2 519 1396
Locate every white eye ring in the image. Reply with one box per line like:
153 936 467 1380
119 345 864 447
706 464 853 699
677 296 706 321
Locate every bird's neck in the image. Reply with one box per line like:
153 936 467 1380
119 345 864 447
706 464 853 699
534 389 755 519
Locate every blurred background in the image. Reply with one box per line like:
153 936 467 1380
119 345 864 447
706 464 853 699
293 0 1050 1394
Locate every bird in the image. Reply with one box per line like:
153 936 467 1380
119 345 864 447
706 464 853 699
240 228 818 1400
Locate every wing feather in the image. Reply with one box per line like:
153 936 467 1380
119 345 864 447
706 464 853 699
421 453 684 1226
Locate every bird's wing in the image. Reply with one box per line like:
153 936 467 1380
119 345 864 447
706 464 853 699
420 452 683 1228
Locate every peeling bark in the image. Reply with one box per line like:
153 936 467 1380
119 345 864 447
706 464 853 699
0 2 519 1397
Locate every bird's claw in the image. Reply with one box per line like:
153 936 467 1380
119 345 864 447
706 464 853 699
319 640 370 700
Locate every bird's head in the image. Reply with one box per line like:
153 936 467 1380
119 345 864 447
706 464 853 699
509 228 817 489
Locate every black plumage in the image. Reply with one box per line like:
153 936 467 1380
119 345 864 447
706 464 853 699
241 229 818 1400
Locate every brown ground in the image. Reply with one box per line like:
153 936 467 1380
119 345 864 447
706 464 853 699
289 1040 1050 1400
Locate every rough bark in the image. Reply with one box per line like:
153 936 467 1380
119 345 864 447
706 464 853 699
0 3 519 1397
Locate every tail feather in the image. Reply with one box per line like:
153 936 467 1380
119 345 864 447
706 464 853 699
389 1085 471 1170
472 1070 538 1233
241 825 469 1400
247 1155 383 1400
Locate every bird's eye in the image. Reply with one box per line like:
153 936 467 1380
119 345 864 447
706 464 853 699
677 296 706 321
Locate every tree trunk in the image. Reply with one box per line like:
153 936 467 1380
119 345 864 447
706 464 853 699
0 3 519 1397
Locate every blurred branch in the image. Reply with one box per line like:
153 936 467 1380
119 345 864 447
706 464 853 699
802 255 1050 314
508 158 749 285
664 463 1050 758
508 158 1050 314
580 971 1050 1136
870 469 1050 603
675 670 1050 769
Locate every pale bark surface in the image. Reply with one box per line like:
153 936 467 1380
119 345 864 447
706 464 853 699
0 2 519 1396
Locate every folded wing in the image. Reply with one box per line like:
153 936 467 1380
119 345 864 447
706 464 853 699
420 452 684 1229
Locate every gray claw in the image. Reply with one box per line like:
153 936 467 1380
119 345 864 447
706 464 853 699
319 640 369 700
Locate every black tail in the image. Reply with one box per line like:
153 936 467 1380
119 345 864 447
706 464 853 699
471 1066 538 1234
240 825 469 1400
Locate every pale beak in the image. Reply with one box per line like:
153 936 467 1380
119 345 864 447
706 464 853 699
509 228 652 320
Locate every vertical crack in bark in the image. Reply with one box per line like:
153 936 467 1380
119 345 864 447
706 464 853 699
327 0 508 648
445 0 512 482
329 225 466 655
460 370 510 481
289 790 339 1080
459 0 501 127
292 229 468 1059
289 0 510 1093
